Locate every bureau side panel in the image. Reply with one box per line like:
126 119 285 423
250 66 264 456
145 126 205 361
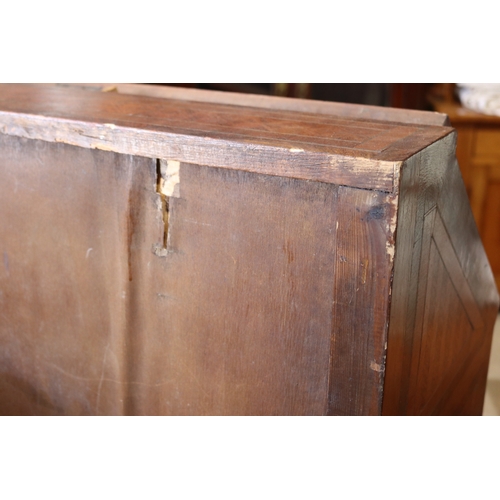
382 133 499 415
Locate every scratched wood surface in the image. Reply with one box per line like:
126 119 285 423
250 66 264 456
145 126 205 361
0 85 497 415
328 187 396 415
0 136 340 415
0 135 137 415
0 134 396 416
0 84 453 192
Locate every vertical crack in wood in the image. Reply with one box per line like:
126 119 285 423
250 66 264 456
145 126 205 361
157 158 169 251
154 159 180 257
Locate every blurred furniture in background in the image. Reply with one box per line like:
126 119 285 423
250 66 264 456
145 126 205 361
431 84 500 291
197 83 433 110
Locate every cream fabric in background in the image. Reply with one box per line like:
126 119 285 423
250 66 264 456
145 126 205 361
457 83 500 117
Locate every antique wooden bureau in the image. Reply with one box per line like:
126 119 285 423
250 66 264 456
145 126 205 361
0 84 498 415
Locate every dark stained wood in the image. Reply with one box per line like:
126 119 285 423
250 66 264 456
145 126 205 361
382 133 499 416
0 84 497 415
328 187 396 415
433 100 500 292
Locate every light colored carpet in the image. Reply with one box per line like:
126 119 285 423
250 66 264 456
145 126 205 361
483 314 500 416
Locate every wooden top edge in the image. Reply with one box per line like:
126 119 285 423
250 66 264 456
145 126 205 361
0 84 454 192
55 83 452 127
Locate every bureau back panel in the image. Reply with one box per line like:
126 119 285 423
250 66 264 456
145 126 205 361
0 135 344 415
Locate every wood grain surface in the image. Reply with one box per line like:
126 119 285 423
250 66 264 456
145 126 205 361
0 85 497 415
0 84 453 192
382 133 499 415
0 135 137 415
0 134 403 415
50 83 451 126
0 136 342 414
434 99 500 295
128 161 339 415
328 187 397 415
